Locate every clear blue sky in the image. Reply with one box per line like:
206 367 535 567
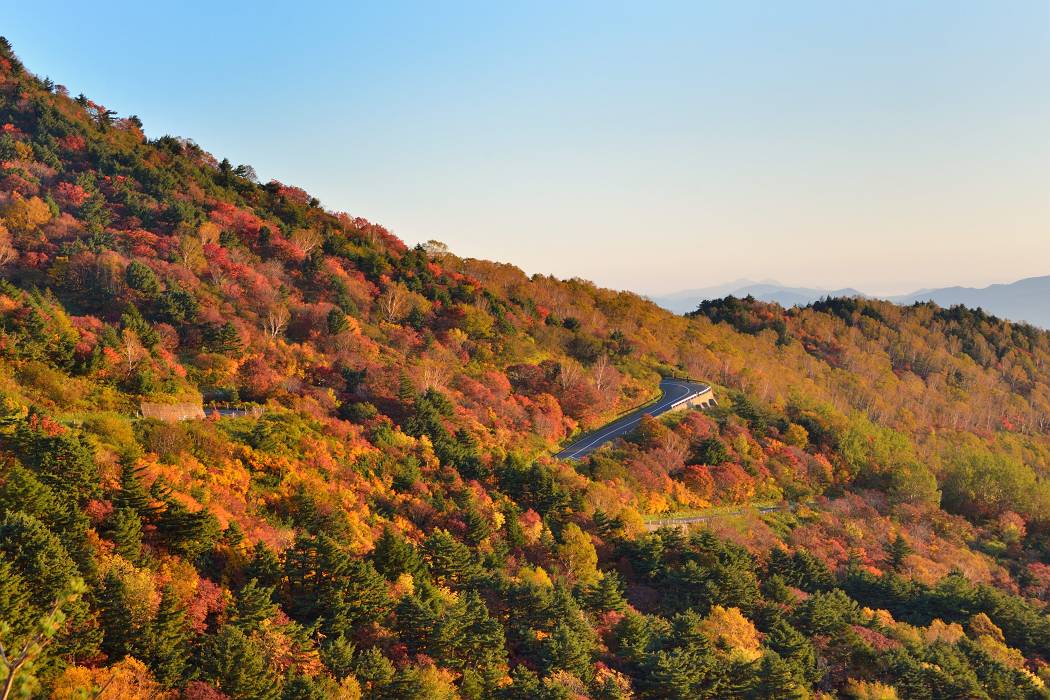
5 1 1049 295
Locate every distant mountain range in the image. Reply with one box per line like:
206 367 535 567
649 279 866 315
890 276 1050 329
650 275 1050 329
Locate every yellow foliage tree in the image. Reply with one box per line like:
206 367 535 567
2 194 50 234
420 665 460 700
924 619 964 645
13 141 33 161
785 423 809 448
844 678 899 700
974 635 1027 670
197 221 221 246
519 565 553 589
699 605 761 661
49 657 173 700
966 613 1004 643
334 676 362 700
556 523 599 586
178 235 207 272
617 507 646 537
0 223 14 266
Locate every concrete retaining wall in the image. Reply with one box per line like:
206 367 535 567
667 386 717 414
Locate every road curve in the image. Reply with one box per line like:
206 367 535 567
555 378 711 460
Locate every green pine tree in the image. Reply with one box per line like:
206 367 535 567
588 571 627 613
233 578 277 631
13 423 100 505
284 533 335 622
502 502 526 550
352 646 395 696
145 584 191 688
593 672 632 700
125 260 160 296
461 590 507 670
761 573 797 605
639 649 705 700
749 651 808 699
499 666 544 700
244 542 283 589
199 624 279 700
339 559 391 631
423 529 480 588
542 620 594 682
0 511 100 659
612 612 652 664
397 375 417 404
371 526 425 580
107 507 143 561
0 555 34 653
326 309 350 336
0 576 88 700
114 462 157 520
765 617 819 684
157 499 221 560
285 534 390 636
319 633 356 680
223 521 245 548
669 610 714 654
793 589 859 636
281 673 335 700
211 321 243 355
886 533 913 573
98 569 139 661
395 591 440 657
0 462 57 524
463 507 492 546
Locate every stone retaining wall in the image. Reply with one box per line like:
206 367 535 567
140 402 206 422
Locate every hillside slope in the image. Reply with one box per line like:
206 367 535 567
3 39 1050 699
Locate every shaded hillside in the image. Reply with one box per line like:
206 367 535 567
3 38 1050 699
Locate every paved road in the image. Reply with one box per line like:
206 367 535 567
555 378 711 460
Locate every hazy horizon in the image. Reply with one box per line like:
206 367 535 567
7 1 1048 297
642 272 1050 300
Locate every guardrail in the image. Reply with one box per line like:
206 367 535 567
204 403 265 418
644 500 810 530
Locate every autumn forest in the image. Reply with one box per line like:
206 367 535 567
2 38 1050 699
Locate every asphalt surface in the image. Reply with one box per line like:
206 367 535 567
555 378 710 460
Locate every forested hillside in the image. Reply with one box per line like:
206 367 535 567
3 38 1050 699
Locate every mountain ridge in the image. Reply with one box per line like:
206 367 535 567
652 275 1050 328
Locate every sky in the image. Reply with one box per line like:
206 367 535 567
5 1 1049 296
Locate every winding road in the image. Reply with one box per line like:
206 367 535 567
555 378 712 460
